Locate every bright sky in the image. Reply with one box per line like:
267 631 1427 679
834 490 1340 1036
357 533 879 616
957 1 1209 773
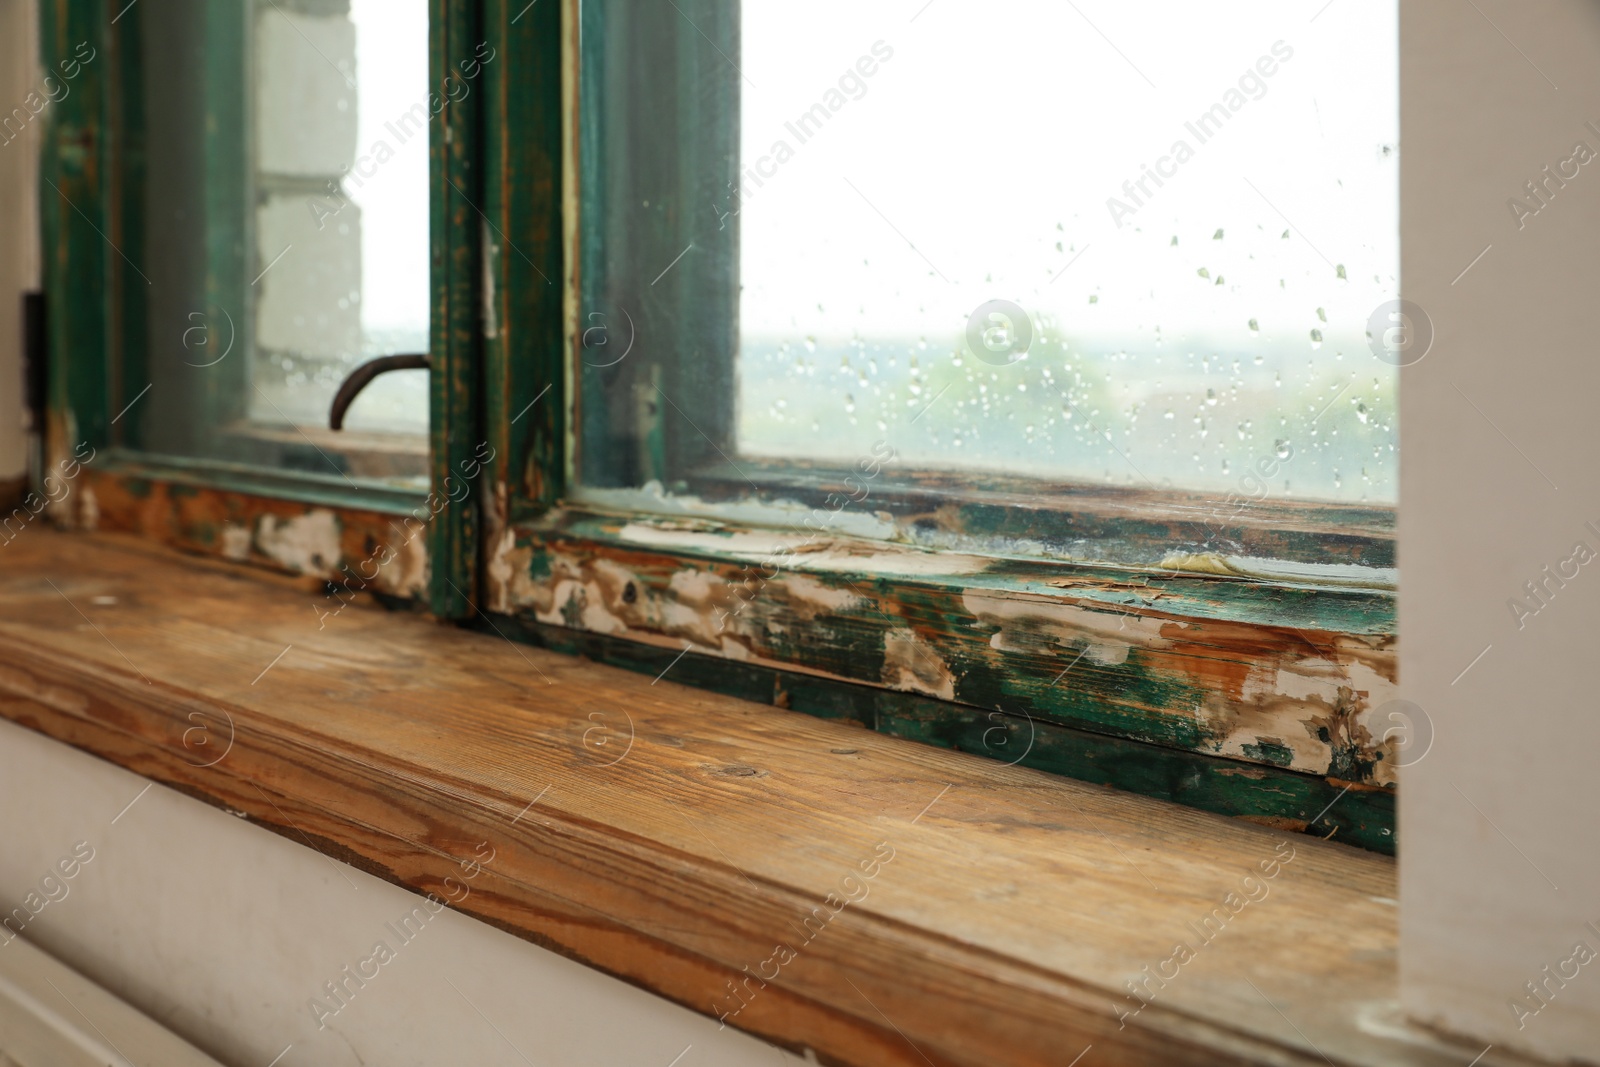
738 0 1399 348
349 0 430 347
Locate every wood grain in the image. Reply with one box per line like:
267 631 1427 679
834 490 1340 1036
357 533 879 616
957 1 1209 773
0 531 1502 1067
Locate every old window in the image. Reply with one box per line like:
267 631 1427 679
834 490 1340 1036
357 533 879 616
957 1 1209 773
108 0 431 486
43 0 1401 851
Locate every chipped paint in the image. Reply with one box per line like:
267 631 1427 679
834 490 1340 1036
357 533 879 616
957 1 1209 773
78 472 436 610
371 530 431 599
1160 550 1397 591
221 523 252 561
76 483 99 531
43 410 80 529
781 574 865 617
254 510 342 578
961 584 1399 778
963 588 1168 667
616 522 991 577
480 217 500 340
493 509 1398 798
487 525 522 614
583 484 899 541
882 629 956 700
667 568 718 604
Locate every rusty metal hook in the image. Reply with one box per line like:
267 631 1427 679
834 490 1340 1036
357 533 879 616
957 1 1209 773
328 353 431 430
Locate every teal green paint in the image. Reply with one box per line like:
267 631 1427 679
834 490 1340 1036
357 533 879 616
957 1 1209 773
881 703 1394 854
525 547 553 582
426 0 483 618
40 0 111 454
543 509 1394 636
47 0 1400 858
200 3 249 430
484 0 565 523
664 461 1394 573
103 451 425 516
1242 741 1296 767
953 499 1394 570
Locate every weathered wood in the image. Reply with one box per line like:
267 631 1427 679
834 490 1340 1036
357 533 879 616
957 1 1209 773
491 508 1402 805
41 0 109 465
0 531 1491 1067
682 459 1396 571
75 470 430 605
481 0 565 524
65 457 1399 845
487 611 1397 852
427 0 485 619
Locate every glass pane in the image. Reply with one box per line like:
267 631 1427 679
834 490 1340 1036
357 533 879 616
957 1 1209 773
578 0 1398 512
120 0 429 486
576 0 738 494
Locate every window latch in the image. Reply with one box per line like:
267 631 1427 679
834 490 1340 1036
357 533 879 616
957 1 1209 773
329 354 431 430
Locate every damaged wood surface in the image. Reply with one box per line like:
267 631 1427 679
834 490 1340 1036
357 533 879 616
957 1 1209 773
485 613 1398 851
426 0 487 619
0 531 1487 1067
491 509 1401 846
46 470 1400 849
74 469 431 603
681 459 1396 571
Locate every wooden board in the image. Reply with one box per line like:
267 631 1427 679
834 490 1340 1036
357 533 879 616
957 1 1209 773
0 531 1508 1067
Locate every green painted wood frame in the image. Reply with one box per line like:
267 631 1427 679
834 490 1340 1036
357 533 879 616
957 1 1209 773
478 0 1400 852
40 0 480 615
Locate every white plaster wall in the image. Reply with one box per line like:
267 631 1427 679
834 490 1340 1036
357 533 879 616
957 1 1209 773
0 718 802 1067
254 5 362 365
0 0 40 483
256 10 358 177
1399 1 1600 1060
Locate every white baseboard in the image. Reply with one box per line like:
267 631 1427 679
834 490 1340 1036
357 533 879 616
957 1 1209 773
0 935 223 1067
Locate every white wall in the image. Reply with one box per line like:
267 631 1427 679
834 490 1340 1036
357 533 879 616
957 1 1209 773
0 718 802 1067
1399 0 1600 1060
0 0 40 484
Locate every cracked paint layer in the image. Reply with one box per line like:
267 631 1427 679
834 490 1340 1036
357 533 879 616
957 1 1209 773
497 512 1398 789
882 629 957 700
255 510 342 578
79 472 437 607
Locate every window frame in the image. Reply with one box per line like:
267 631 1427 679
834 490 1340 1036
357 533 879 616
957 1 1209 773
42 0 1399 852
484 0 1399 850
42 0 481 616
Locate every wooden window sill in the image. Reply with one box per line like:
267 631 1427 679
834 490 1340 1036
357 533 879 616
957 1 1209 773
0 531 1492 1066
